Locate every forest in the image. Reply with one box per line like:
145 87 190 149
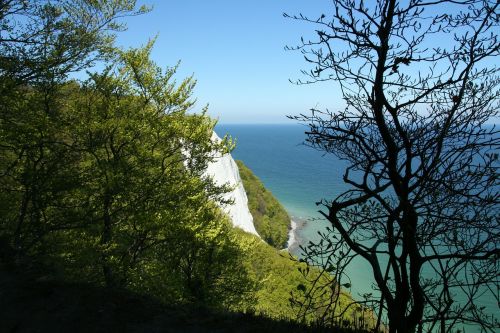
0 1 363 332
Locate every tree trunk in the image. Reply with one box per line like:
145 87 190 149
388 303 418 333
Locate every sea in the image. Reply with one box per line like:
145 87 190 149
215 123 498 332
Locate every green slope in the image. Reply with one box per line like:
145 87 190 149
0 248 364 333
236 160 291 249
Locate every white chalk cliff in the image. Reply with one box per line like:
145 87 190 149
204 132 260 237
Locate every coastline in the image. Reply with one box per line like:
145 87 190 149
286 216 307 254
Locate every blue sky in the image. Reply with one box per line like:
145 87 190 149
115 0 339 124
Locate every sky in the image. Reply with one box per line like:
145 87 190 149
115 0 340 124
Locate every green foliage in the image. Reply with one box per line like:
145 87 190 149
0 0 247 310
0 0 148 84
0 2 362 330
242 235 309 318
236 160 290 249
132 203 257 310
0 0 148 254
222 229 317 321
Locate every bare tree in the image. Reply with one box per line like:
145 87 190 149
286 1 499 332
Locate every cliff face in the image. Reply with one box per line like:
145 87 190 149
204 132 260 237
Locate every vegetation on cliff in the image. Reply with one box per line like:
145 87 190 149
236 160 291 249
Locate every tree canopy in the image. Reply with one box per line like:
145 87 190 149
0 0 248 306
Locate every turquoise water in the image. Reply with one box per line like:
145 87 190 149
216 124 499 332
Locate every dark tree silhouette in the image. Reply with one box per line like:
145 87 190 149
287 1 499 332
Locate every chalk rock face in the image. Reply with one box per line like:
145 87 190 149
205 132 260 237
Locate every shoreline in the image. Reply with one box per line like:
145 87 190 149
286 216 307 254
